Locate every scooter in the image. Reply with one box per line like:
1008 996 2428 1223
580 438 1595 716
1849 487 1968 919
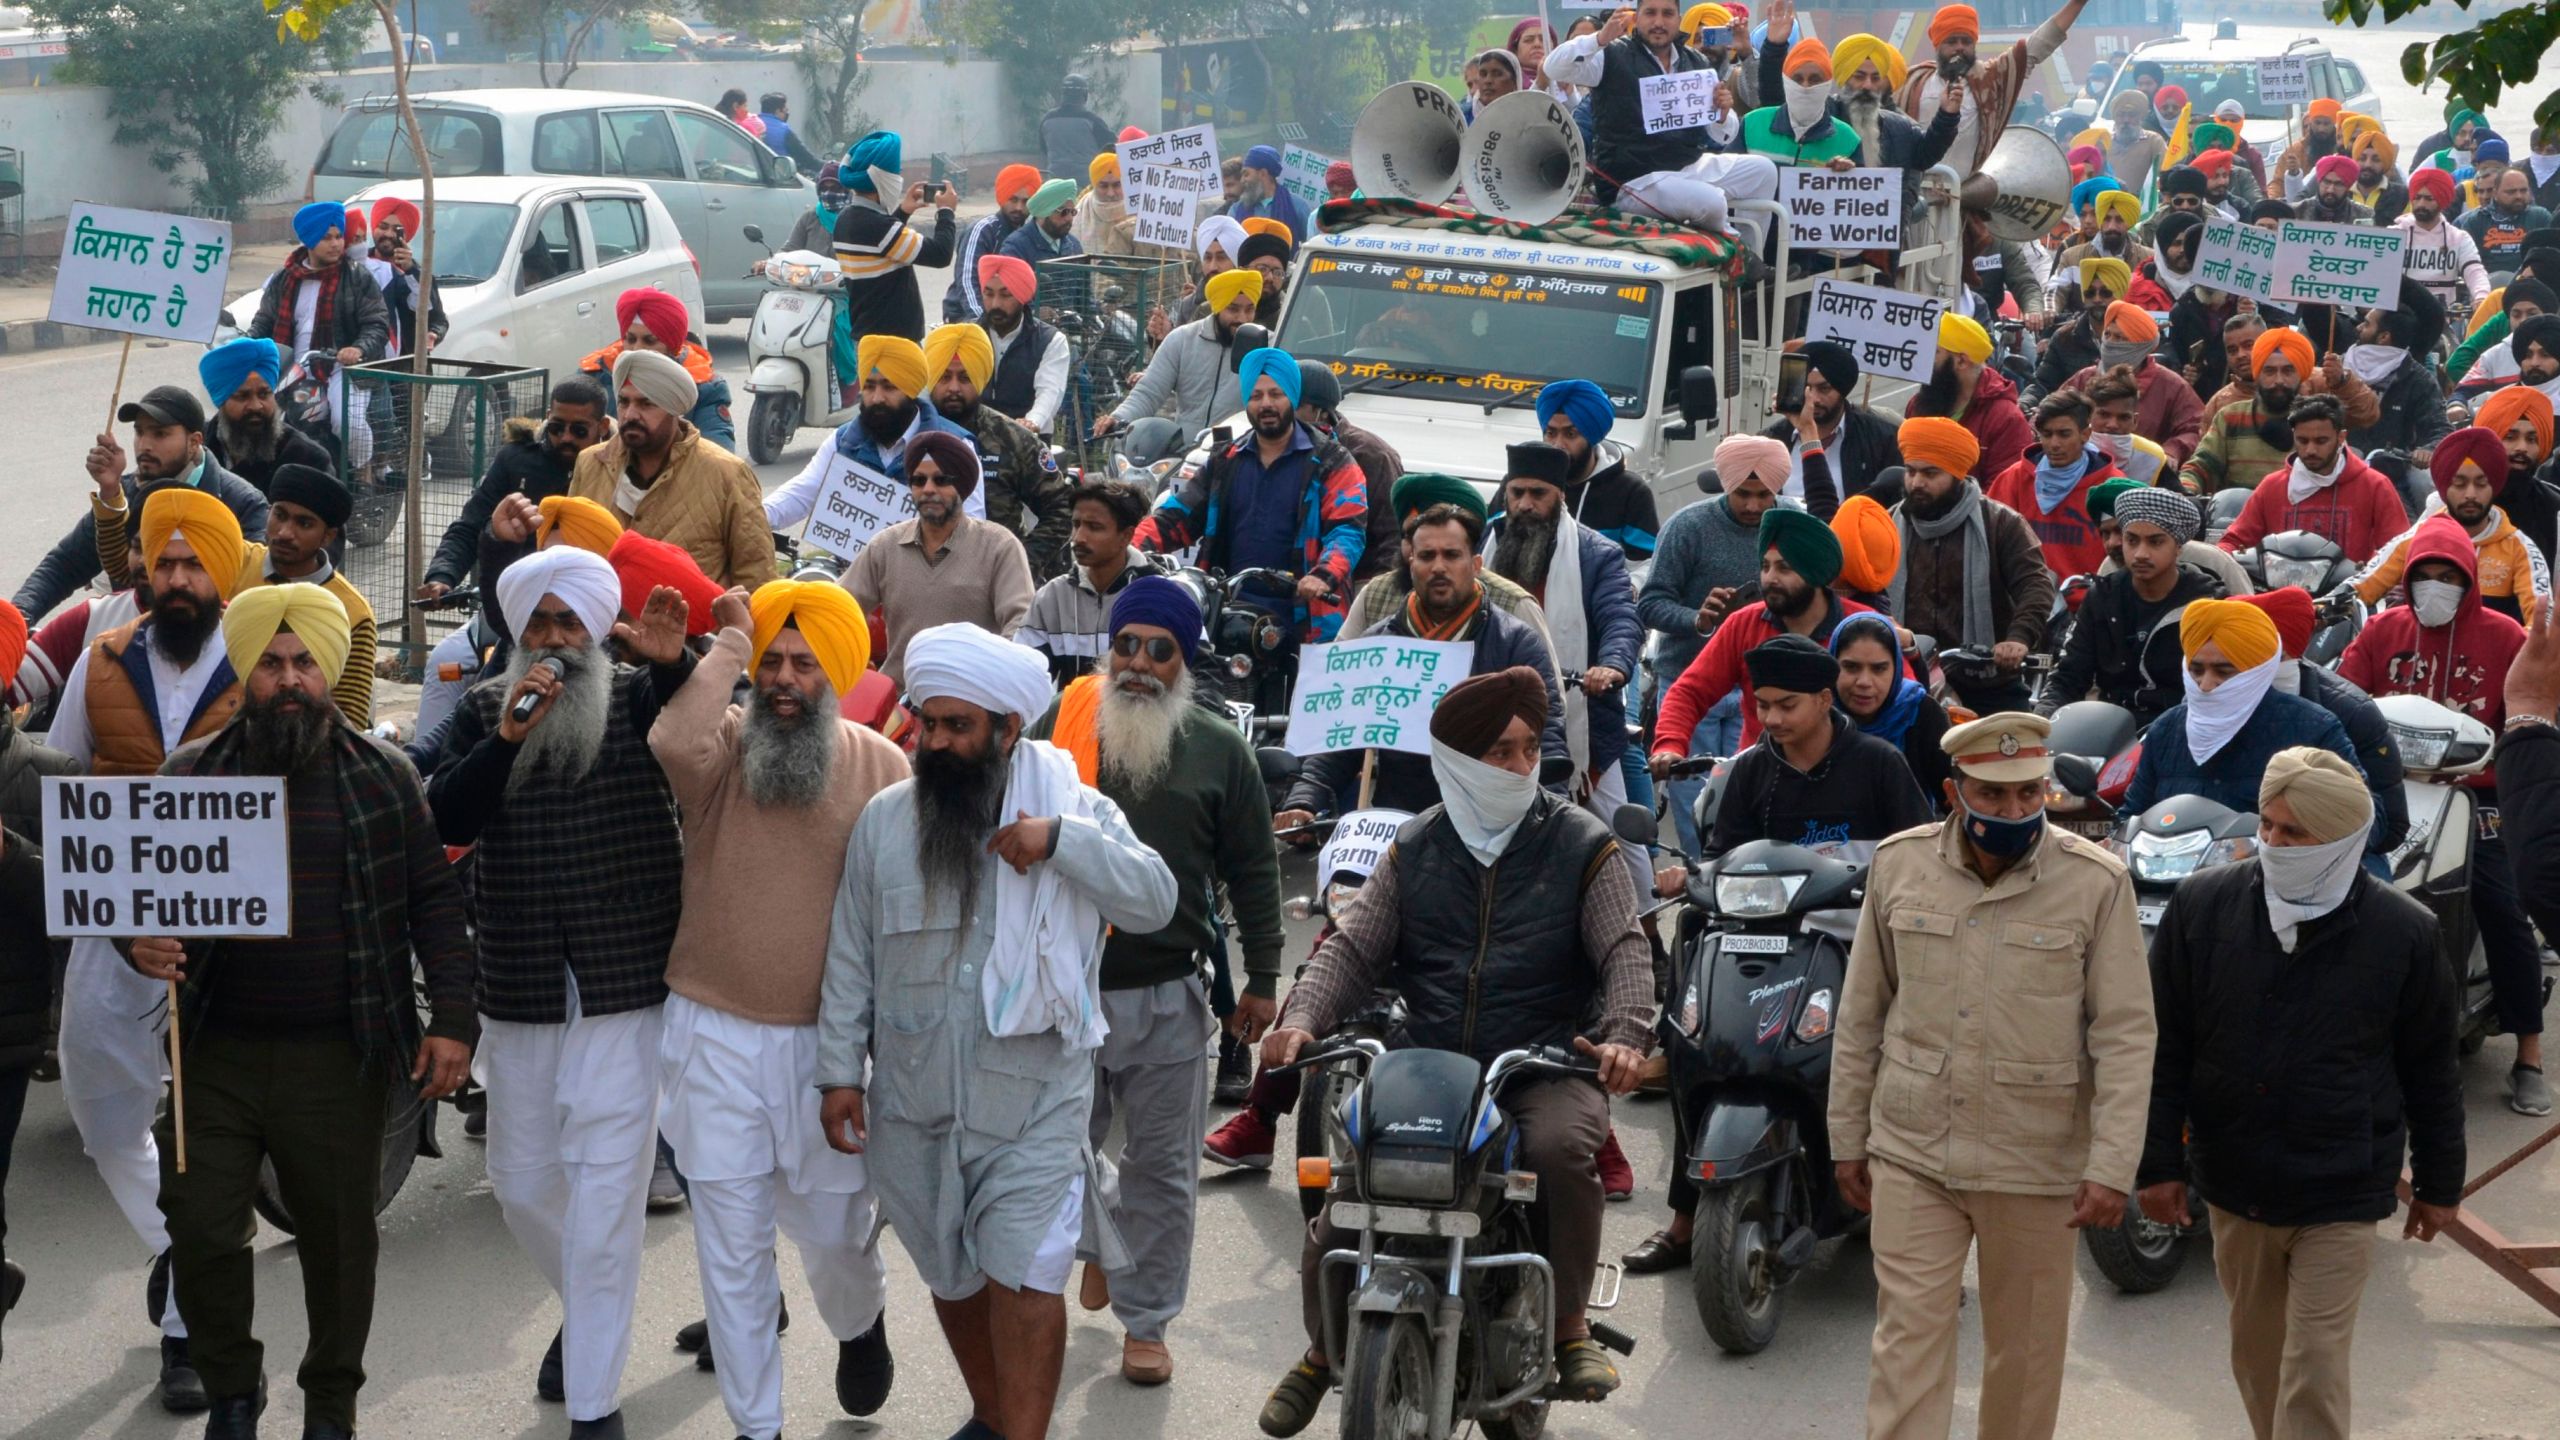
2374 692 2528 1057
1291 1037 1634 1440
2042 698 2141 839
739 226 856 464
2229 529 2366 663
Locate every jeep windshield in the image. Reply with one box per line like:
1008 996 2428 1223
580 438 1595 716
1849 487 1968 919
1275 254 1655 416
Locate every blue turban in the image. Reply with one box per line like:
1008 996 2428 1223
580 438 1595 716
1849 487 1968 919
1109 574 1204 663
1245 144 1284 176
199 337 282 407
1535 378 1614 444
2477 135 2510 164
841 130 902 193
2069 176 2126 216
1238 346 1303 406
292 201 346 249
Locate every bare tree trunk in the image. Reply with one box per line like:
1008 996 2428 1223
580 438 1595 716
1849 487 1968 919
371 0 438 667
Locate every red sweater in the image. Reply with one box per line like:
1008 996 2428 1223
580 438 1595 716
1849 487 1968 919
1982 449 2126 583
1653 593 1904 756
2062 357 2206 466
1907 364 2036 486
2213 453 2408 563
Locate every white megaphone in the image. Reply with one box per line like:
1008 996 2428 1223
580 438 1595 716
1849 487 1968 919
1461 90 1586 225
1351 81 1467 206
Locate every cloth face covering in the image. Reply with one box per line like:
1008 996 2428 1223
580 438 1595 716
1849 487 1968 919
2259 830 2366 952
2180 652 2279 764
1429 739 1539 866
2411 579 2464 627
1783 79 1835 133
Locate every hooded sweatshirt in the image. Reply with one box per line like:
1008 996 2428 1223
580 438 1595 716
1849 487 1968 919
1983 444 2126 582
2339 512 2527 786
2349 495 2549 626
2213 448 2408 562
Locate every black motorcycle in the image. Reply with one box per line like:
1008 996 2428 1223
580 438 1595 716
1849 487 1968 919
2228 529 2365 663
1168 564 1320 734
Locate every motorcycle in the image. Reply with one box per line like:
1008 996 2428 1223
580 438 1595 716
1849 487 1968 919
739 228 856 465
2042 698 2141 839
2374 693 2532 1057
2228 529 2365 663
1167 564 1325 734
1290 1037 1635 1440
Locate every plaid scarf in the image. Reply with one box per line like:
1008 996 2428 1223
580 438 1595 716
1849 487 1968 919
274 250 344 355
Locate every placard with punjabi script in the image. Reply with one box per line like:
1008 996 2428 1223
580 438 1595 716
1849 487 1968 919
2190 216 2277 301
1285 639 1470 758
1280 143 1334 211
1805 278 1945 384
802 454 907 559
2269 219 2404 310
2255 57 2310 108
1777 168 1901 250
1639 71 1721 134
1124 161 1220 251
44 777 290 937
1320 808 1416 884
1118 123 1221 177
49 203 231 344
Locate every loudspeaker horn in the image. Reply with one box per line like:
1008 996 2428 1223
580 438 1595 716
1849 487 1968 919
1971 127 2073 243
1351 82 1467 207
1461 89 1586 226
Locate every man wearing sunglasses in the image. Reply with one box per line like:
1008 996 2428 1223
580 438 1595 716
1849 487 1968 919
422 378 612 600
1025 576 1284 1388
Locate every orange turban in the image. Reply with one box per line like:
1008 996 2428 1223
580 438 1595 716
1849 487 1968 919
1784 36 1832 78
2250 327 2314 383
2104 301 2159 344
536 495 624 556
0 598 24 688
1240 215 1292 243
2306 98 2341 122
1831 495 1901 594
1927 4 1978 44
2480 385 2556 460
138 488 247 604
1898 416 1980 478
2180 597 2280 669
994 163 1041 204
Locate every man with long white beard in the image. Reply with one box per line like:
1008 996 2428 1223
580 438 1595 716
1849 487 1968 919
427 545 691 1440
642 579 910 1440
818 622 1177 1440
1028 576 1284 1386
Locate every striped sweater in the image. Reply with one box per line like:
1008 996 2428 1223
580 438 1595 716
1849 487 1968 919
830 197 956 344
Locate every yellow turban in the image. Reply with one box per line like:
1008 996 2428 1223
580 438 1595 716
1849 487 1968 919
1682 3 1733 38
536 495 624 556
1205 266 1264 312
2350 126 2396 169
1089 151 1120 184
2180 597 2280 669
2260 746 2373 845
221 581 350 687
138 488 246 604
2091 188 2141 228
1937 310 1992 363
1784 36 1833 79
2079 255 2133 297
923 322 995 390
747 579 872 693
856 334 929 399
1832 34 1906 93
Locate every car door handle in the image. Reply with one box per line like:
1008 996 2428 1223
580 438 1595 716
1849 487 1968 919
576 301 596 315
705 199 728 211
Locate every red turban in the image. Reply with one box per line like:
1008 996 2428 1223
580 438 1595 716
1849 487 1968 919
608 531 723 636
2410 168 2457 207
2155 84 2188 115
1927 5 1977 44
978 252 1037 303
2190 148 2235 178
1118 125 1148 143
369 195 422 240
2431 425 2512 496
2312 154 2358 186
616 287 690 350
0 597 23 689
2236 587 2316 660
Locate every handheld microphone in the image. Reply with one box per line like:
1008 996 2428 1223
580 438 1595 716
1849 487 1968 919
511 657 564 724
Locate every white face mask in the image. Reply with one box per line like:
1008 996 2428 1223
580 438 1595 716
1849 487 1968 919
1429 738 1540 867
2274 657 2302 694
2099 337 2153 371
1783 77 1835 131
2091 430 2133 463
2411 579 2464 627
2259 829 2368 952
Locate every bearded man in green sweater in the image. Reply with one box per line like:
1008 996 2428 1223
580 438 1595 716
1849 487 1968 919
1029 575 1286 1386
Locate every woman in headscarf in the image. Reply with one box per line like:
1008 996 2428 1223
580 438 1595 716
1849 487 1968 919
1829 611 1950 802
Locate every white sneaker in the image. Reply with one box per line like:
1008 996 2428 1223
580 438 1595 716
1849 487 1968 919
648 1155 688 1210
2510 1065 2552 1118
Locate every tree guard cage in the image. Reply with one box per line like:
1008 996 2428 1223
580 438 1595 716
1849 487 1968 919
1032 252 1194 467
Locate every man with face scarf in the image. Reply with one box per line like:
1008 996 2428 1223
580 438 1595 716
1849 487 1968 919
2213 392 2408 563
1830 708 2154 1440
2122 598 2363 823
2105 88 2168 195
1258 668 1654 1435
2339 291 2454 464
2057 299 2207 465
765 333 990 534
1759 15 1960 244
427 545 695 1437
2339 516 2546 1114
1074 152 1142 257
2140 746 2464 1440
2232 586 2407 857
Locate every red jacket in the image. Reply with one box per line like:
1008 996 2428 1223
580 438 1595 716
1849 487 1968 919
2214 452 2408 563
2063 356 2206 466
1907 364 2036 486
1982 448 2127 583
2339 513 2523 779
1654 592 1907 756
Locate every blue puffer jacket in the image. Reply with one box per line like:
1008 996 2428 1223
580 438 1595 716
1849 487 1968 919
2123 689 2363 820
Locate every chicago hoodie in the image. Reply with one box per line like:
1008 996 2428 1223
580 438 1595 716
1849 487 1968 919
2340 512 2527 784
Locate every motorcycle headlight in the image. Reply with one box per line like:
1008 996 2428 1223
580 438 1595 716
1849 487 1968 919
2127 828 2212 882
2264 557 2328 592
1713 872 1806 918
1322 880 1362 924
2388 721 2455 771
2203 836 2257 869
1794 987 1834 1043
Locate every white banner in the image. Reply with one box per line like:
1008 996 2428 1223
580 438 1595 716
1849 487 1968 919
48 203 232 344
2256 57 2310 108
1805 278 1945 384
1777 168 1901 250
43 777 290 937
1117 123 1221 176
1319 808 1416 884
1285 638 1471 758
2269 218 2405 310
2191 215 2278 301
1638 70 1721 134
1125 161 1219 251
1280 143 1334 211
802 453 908 559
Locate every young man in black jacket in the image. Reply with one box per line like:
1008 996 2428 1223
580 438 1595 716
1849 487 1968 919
2038 487 2223 722
1761 341 1905 510
2140 747 2464 1440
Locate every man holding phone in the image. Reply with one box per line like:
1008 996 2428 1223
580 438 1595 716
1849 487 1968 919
1762 341 1905 512
831 129 960 345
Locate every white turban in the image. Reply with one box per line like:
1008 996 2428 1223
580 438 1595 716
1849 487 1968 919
902 621 1053 725
496 546 621 645
1195 215 1247 265
613 347 699 416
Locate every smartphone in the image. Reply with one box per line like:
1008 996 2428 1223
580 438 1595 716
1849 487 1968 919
929 153 948 185
1775 352 1809 415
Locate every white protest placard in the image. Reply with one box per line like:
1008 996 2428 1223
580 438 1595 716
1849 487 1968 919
1638 70 1721 134
1124 161 1219 251
1776 168 1901 250
2269 217 2405 310
1280 143 1334 211
48 203 232 344
2191 215 2277 301
1805 277 1945 384
43 777 290 938
2256 57 2310 108
801 452 907 559
1285 638 1471 758
1117 122 1221 177
1319 808 1416 883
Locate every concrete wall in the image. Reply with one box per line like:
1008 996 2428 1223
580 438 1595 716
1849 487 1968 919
0 50 1164 232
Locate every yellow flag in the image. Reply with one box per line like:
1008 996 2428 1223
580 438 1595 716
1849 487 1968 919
2162 103 2196 169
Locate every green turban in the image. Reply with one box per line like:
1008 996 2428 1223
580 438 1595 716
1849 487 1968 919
2087 476 2144 524
1758 507 1843 588
1391 472 1488 525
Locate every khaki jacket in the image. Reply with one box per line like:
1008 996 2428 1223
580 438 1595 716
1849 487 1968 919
570 422 776 589
1828 819 2156 1196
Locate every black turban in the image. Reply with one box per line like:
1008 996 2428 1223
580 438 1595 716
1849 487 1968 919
267 463 352 530
1744 633 1840 695
1799 340 1859 394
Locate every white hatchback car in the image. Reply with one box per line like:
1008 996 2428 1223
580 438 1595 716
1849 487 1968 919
221 174 706 392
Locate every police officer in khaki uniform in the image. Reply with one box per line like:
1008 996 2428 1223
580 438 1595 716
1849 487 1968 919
1828 712 2158 1440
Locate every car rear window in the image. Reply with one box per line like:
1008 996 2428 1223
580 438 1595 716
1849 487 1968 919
533 111 602 174
318 106 501 180
588 197 648 263
2116 63 2288 122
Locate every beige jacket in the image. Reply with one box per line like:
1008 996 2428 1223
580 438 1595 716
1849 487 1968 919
570 422 777 589
1828 819 2157 1196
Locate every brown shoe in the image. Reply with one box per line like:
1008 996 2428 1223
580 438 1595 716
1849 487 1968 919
1122 1335 1173 1385
1079 1262 1112 1312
